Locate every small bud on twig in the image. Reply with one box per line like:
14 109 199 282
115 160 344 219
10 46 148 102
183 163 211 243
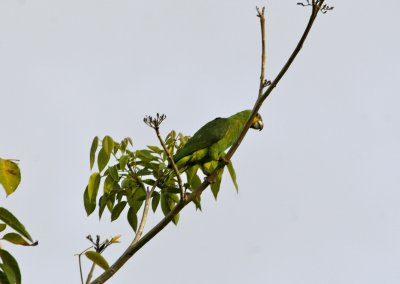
263 80 272 88
144 113 167 130
297 0 334 13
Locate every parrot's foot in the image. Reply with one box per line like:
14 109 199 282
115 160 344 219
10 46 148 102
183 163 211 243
219 156 230 166
205 174 218 184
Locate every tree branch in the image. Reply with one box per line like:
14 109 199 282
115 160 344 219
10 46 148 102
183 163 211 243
90 3 325 283
85 263 96 284
225 2 324 162
154 127 185 199
144 113 185 199
131 188 152 244
256 6 268 98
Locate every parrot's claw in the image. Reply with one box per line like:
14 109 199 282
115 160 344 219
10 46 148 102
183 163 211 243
205 175 218 184
219 156 230 166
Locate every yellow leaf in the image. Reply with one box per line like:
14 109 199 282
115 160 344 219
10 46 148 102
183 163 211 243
110 234 122 244
2 233 30 246
85 251 109 270
0 159 21 196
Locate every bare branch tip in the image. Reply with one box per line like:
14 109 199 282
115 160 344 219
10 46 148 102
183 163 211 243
256 6 265 18
144 113 167 129
297 0 334 13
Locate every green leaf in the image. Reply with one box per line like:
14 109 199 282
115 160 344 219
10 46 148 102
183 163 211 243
1 263 15 284
210 169 224 200
0 249 21 284
107 196 115 213
83 186 96 216
165 130 176 146
113 142 120 155
160 193 179 225
185 165 199 186
227 162 239 192
137 169 152 176
0 270 10 284
0 159 21 196
2 233 31 246
97 148 110 173
190 175 202 191
127 187 146 213
102 136 114 157
130 198 144 214
89 136 99 170
164 186 180 194
142 179 155 186
173 213 179 225
127 207 138 232
104 175 116 194
119 137 133 154
119 155 129 170
147 145 163 154
0 223 6 232
192 195 202 211
160 193 169 216
88 172 100 201
85 251 109 270
108 165 119 182
111 201 127 221
136 150 157 162
98 194 109 219
151 192 160 213
0 207 32 242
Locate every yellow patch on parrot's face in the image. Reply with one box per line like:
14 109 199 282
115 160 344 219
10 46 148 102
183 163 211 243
251 113 264 131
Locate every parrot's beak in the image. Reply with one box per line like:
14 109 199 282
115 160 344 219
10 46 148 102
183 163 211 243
251 113 264 131
253 120 263 131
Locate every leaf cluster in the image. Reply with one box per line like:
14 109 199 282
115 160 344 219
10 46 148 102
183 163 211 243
84 131 239 230
0 207 37 284
84 132 190 229
0 159 37 283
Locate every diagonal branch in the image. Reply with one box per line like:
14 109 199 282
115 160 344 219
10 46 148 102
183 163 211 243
90 3 326 283
225 2 324 162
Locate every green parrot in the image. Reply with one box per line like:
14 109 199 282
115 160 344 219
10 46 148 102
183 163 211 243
172 109 263 174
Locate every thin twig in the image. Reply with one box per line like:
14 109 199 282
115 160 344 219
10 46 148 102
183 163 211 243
131 169 169 245
78 254 85 284
85 263 96 284
260 2 322 102
257 6 267 98
225 2 324 162
131 189 152 244
154 127 185 200
144 113 185 199
90 3 325 283
76 246 94 284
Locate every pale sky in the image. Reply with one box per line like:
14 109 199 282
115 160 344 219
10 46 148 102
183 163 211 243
1 1 400 283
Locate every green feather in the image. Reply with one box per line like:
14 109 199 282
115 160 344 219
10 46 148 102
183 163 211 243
173 110 252 172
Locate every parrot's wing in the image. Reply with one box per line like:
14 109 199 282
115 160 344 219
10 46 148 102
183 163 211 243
174 117 229 162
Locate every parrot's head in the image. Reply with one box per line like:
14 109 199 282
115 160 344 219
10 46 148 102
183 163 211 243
250 113 263 131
